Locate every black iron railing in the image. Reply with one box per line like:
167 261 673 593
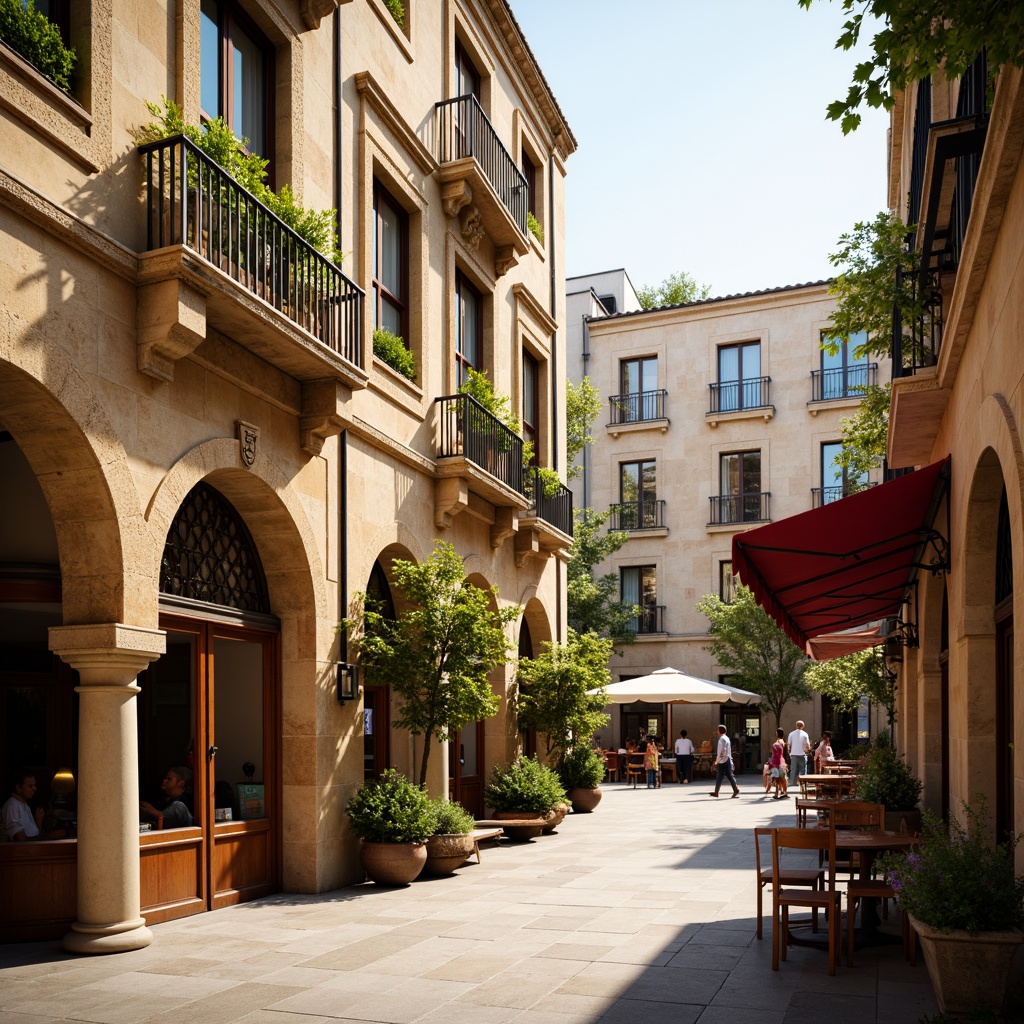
708 377 771 414
435 95 528 235
525 467 573 536
608 389 667 425
811 486 845 508
139 135 363 366
810 363 877 401
436 394 523 494
628 605 665 635
610 500 666 530
708 492 771 525
908 76 932 226
950 50 988 269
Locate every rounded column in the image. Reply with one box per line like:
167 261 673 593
49 623 166 955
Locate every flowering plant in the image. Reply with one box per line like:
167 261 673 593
879 802 1024 934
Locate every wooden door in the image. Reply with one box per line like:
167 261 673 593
449 720 485 818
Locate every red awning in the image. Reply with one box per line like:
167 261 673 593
733 457 950 649
805 625 883 661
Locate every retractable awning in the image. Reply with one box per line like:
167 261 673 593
732 457 950 649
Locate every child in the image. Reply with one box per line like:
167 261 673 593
768 728 789 799
644 739 660 788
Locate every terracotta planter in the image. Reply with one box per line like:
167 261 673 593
359 840 427 886
568 786 602 813
542 803 568 834
492 810 546 841
423 833 475 876
909 914 1024 1016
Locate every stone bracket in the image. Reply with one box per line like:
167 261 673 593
435 476 469 530
137 278 207 383
490 507 518 549
300 379 352 456
494 245 518 278
442 179 472 219
514 530 540 568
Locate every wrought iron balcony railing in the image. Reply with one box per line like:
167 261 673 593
525 467 574 537
608 389 667 425
139 135 363 366
811 486 845 508
708 492 771 525
627 605 665 635
810 363 877 402
435 95 528 235
708 377 771 414
436 393 523 494
892 266 944 379
610 500 666 531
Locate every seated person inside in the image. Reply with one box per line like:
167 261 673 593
140 766 194 828
3 770 67 841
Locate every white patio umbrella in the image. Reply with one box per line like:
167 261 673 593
588 667 761 705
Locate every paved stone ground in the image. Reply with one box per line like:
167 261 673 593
0 780 939 1024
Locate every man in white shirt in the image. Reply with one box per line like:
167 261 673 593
3 771 44 841
787 720 811 787
674 729 695 784
710 725 740 798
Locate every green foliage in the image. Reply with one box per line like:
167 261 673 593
556 744 606 791
484 755 566 813
566 377 601 482
383 0 405 27
527 212 544 244
431 798 475 836
0 0 76 92
373 327 417 381
805 646 896 731
835 382 890 485
636 270 711 310
880 802 1024 932
696 585 811 730
799 0 1024 134
856 741 922 810
346 769 436 843
566 507 636 645
516 629 612 759
344 541 519 786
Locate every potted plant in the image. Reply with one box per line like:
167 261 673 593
879 803 1024 1017
557 743 606 813
345 769 436 885
484 756 566 840
855 736 923 834
423 799 476 876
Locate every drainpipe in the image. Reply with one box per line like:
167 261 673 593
333 6 343 251
548 153 562 643
581 313 591 511
339 430 348 666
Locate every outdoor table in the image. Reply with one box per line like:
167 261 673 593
660 759 676 783
694 752 714 777
836 830 918 942
799 773 857 798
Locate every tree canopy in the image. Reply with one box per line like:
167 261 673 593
834 381 890 484
800 0 1024 134
566 377 601 482
805 645 898 731
697 585 812 730
636 270 711 310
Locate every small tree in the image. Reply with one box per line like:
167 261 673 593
834 381 890 488
567 508 636 645
345 541 519 787
696 585 812 731
566 377 601 482
636 270 711 310
805 645 897 734
515 628 612 761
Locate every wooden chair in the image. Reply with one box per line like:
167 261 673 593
754 827 823 940
603 752 621 783
831 801 883 879
846 871 910 967
625 754 644 788
771 823 842 975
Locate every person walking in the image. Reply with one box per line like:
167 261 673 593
710 725 739 798
787 720 811 789
674 729 694 784
768 728 789 799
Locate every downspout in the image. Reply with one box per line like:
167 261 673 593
549 153 562 643
333 6 343 252
581 314 591 511
334 9 348 670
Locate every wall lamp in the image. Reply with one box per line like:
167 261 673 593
336 662 360 704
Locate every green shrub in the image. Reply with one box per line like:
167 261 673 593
0 0 76 92
432 798 475 835
373 327 417 381
856 743 922 811
346 769 436 843
383 0 405 27
527 212 544 245
556 745 605 790
484 755 566 813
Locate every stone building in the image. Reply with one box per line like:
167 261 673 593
0 0 574 948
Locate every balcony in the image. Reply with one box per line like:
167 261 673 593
137 135 366 404
810 364 878 403
517 467 574 567
609 500 666 531
606 390 669 437
708 493 771 526
706 377 774 427
811 486 846 508
628 605 665 636
435 95 530 276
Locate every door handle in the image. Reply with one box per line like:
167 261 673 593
207 745 218 761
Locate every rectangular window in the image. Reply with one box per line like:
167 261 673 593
456 272 482 387
621 565 658 633
717 341 762 412
820 331 869 400
373 182 408 342
521 150 537 219
820 441 866 505
618 357 658 422
720 560 737 603
522 351 538 458
720 450 762 522
619 459 656 528
33 0 70 44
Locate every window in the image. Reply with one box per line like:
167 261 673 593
455 272 482 387
720 560 737 603
716 341 762 412
453 40 480 159
522 351 539 458
597 294 617 314
454 40 480 99
618 356 659 422
33 0 70 45
819 441 866 505
373 181 408 341
521 149 537 220
621 565 659 633
820 331 869 399
619 460 656 528
200 0 274 168
720 450 763 522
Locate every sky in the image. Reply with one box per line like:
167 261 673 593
508 0 891 299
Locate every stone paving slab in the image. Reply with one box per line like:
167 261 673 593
0 783 939 1023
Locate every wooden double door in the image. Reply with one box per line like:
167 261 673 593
137 613 280 924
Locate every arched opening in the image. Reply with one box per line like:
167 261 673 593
362 560 395 781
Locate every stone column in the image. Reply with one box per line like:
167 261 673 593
49 623 166 955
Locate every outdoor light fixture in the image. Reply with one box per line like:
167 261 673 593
50 767 76 819
336 662 359 703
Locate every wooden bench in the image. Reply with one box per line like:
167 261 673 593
467 825 503 862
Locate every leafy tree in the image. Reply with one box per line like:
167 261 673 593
800 0 1024 134
566 508 637 645
636 270 711 310
345 541 519 787
515 629 612 760
807 645 898 732
696 585 812 731
566 377 601 482
834 381 890 486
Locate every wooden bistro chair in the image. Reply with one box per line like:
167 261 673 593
771 823 842 975
831 801 883 880
603 751 621 784
754 827 823 940
625 754 645 788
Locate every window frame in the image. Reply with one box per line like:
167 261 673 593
372 180 409 344
820 441 865 504
720 449 763 522
455 270 483 388
621 564 658 633
719 560 737 604
522 350 539 459
717 340 762 412
820 331 869 400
